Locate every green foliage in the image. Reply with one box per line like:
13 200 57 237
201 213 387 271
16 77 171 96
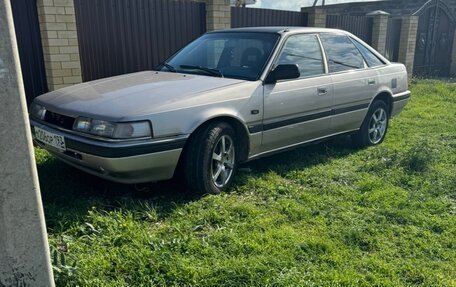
36 79 456 286
50 239 77 286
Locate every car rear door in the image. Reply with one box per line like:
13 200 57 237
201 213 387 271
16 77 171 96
319 33 380 134
261 34 333 152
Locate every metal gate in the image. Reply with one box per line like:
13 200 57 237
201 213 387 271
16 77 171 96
413 0 455 76
74 0 206 82
10 0 48 104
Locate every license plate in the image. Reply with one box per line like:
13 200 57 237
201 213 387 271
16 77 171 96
34 127 66 151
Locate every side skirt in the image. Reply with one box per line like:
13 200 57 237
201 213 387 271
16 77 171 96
246 129 359 162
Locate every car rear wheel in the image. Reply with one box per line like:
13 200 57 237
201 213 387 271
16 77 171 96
352 100 389 147
183 122 238 194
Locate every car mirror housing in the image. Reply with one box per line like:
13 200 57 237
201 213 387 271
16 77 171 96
265 64 300 84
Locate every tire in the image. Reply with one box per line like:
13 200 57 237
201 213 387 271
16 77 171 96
183 122 238 195
352 100 389 147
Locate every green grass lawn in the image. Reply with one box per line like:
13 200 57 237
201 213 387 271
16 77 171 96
36 79 455 287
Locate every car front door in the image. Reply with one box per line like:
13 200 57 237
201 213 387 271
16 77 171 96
261 34 333 153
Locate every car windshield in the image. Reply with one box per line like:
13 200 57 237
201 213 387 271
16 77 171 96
161 32 280 81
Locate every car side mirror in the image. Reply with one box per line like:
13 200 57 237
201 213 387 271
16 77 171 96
265 64 300 84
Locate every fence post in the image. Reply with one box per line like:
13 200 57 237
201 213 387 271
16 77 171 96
198 0 231 31
367 10 389 55
0 0 54 286
301 7 326 28
397 15 419 75
37 0 82 91
451 29 456 77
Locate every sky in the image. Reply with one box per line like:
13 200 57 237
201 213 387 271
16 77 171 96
250 0 385 11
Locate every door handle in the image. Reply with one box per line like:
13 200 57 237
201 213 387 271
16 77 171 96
368 79 376 85
317 87 328 96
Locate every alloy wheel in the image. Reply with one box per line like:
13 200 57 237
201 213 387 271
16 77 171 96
211 135 235 188
368 107 387 144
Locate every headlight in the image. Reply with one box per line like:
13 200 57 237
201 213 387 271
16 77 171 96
73 117 152 139
30 102 47 120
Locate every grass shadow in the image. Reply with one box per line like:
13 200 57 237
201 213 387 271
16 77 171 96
37 135 360 232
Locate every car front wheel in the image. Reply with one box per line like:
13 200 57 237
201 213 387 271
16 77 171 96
184 122 238 194
352 100 389 147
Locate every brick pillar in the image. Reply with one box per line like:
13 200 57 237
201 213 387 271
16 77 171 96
367 10 390 55
450 29 456 77
37 0 82 91
301 7 326 28
199 0 231 31
397 15 419 75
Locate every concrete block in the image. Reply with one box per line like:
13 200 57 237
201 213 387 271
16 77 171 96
61 60 80 69
49 53 70 61
45 61 62 69
59 46 78 54
48 76 64 85
43 46 60 54
55 14 75 23
46 38 69 46
39 14 55 23
53 84 69 89
53 0 73 7
41 22 67 31
70 53 80 61
42 30 58 39
68 38 78 45
66 23 76 31
53 68 73 76
43 6 66 15
63 75 82 84
57 30 77 39
72 68 81 76
65 7 75 15
37 0 54 7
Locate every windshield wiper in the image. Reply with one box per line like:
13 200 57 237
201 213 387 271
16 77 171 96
179 65 224 78
161 62 177 72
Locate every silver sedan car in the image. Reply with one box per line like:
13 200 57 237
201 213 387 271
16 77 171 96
30 27 410 194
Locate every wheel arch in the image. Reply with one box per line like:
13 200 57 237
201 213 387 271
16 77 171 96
369 90 393 117
185 115 251 163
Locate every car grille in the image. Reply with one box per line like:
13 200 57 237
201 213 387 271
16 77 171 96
44 111 76 130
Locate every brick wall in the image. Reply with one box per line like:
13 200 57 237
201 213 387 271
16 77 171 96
302 7 326 28
398 16 419 75
197 0 231 31
370 12 389 55
37 0 82 91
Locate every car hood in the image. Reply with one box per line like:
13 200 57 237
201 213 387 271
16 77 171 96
35 71 246 121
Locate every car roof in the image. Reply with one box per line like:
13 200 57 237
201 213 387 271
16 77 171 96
207 26 347 35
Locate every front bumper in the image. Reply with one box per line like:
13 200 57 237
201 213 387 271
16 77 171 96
31 119 186 184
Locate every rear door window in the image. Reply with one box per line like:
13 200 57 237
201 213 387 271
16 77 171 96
351 38 385 67
319 34 365 73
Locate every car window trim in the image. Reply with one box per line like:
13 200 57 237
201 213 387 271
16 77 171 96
263 33 329 84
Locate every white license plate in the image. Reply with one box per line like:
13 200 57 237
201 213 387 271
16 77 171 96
34 127 66 151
